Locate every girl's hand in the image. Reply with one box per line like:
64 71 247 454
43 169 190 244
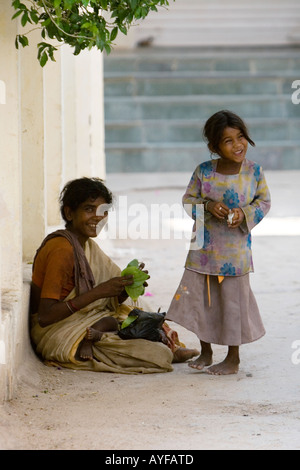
207 201 230 220
228 208 245 228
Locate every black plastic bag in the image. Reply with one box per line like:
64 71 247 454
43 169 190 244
118 308 166 342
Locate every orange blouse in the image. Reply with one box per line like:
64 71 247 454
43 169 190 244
32 237 75 300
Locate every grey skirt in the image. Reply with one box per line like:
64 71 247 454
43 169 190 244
166 269 265 346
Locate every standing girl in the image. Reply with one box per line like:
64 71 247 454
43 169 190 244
167 110 271 375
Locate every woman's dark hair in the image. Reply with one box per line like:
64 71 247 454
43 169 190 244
59 177 113 225
203 110 255 155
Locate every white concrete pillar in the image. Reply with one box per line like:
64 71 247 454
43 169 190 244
0 4 23 292
61 46 77 184
62 47 106 186
89 49 106 178
44 53 63 226
0 2 23 401
20 29 47 261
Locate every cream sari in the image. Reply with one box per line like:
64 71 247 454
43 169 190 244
31 238 173 374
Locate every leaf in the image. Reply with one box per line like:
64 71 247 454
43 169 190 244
110 26 118 41
100 0 108 9
11 10 23 20
18 35 29 47
121 260 150 302
39 51 48 67
129 0 138 9
120 314 138 329
104 43 111 55
118 24 127 36
127 259 139 267
30 9 39 24
64 0 74 10
12 0 21 8
21 11 29 27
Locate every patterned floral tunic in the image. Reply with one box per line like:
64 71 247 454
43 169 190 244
183 158 271 277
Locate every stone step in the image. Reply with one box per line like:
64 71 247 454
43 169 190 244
132 29 300 47
105 118 300 144
103 45 300 172
137 17 300 27
104 74 298 98
105 141 300 172
147 0 300 12
104 48 300 73
127 0 300 47
104 94 298 121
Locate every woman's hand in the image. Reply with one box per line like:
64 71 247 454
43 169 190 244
118 262 150 304
97 275 134 298
207 201 230 220
138 262 150 288
38 275 134 327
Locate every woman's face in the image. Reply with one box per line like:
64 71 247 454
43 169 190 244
217 126 248 163
64 197 109 244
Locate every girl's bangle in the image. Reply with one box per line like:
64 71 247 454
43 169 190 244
204 200 210 211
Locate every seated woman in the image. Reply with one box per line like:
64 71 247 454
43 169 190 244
30 177 198 374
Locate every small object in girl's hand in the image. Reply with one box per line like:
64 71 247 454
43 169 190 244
228 211 234 225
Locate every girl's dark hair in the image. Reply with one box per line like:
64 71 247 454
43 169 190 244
203 110 255 155
59 177 113 225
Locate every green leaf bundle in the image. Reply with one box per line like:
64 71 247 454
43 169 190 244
121 259 150 302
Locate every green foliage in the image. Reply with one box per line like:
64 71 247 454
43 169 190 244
11 0 172 67
120 313 138 330
121 259 150 302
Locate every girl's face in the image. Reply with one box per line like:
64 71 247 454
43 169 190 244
64 197 109 245
217 126 248 163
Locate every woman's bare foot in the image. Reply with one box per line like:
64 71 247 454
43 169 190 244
207 358 239 375
188 352 213 370
173 347 200 363
78 338 93 361
85 327 103 342
77 328 104 361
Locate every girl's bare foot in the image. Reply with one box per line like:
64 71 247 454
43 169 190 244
207 358 239 375
189 341 213 370
188 352 213 370
207 346 240 375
